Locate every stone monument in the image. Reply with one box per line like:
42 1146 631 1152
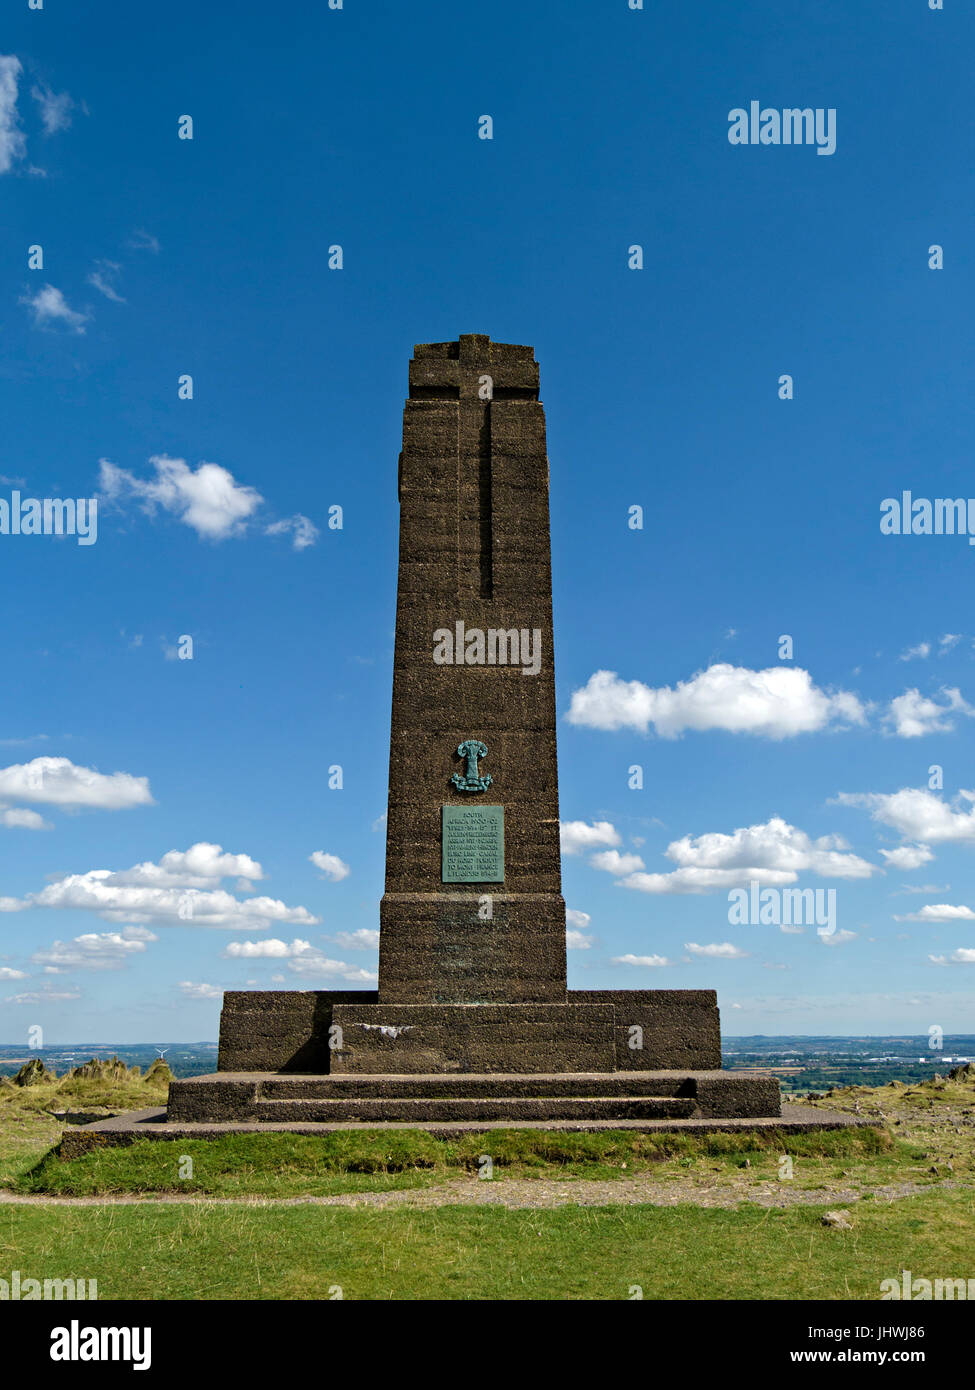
76 336 864 1143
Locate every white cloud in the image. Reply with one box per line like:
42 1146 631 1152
611 953 672 967
0 756 152 810
566 930 592 950
99 455 263 541
899 642 931 662
880 845 934 871
617 817 875 895
21 284 88 333
108 843 263 889
28 876 316 931
939 634 962 654
565 909 591 929
266 515 319 550
331 929 380 950
0 967 26 980
32 927 154 973
566 665 866 739
222 937 374 982
86 260 125 302
309 851 350 882
929 949 975 965
224 938 311 959
885 688 974 738
835 788 975 846
6 989 81 1004
284 949 375 982
820 929 857 947
31 83 74 134
0 55 25 174
8 844 315 932
560 820 621 855
0 898 25 913
179 981 222 1000
685 941 749 959
128 229 160 253
895 904 975 923
590 849 645 876
0 806 51 830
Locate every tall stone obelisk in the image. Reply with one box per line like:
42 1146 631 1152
378 335 567 1004
165 332 785 1121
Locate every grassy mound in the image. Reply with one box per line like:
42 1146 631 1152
21 1122 892 1198
0 1055 172 1114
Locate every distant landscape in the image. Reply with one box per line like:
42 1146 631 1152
2 1037 972 1094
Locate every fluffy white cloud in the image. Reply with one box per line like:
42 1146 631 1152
223 938 311 959
567 665 866 739
179 981 222 1000
7 843 316 932
590 849 645 875
29 877 316 931
108 843 263 888
880 845 934 870
885 688 974 738
616 817 874 895
31 83 74 134
99 455 263 540
0 806 51 830
330 929 380 950
820 929 857 947
560 820 621 855
895 904 975 923
835 788 975 845
0 967 26 980
284 947 376 983
685 942 749 959
32 926 155 973
929 949 975 965
0 55 25 174
565 909 591 929
611 953 672 967
266 515 319 550
223 937 374 982
899 642 931 662
0 756 152 810
21 284 88 333
566 930 592 950
309 851 350 882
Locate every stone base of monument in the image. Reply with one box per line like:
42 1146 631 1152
60 1097 873 1156
212 989 725 1075
61 987 871 1147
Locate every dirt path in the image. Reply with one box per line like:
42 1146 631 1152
1 1176 970 1211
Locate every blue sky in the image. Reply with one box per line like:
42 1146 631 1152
1 0 974 1043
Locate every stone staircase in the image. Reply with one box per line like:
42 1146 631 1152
167 1069 779 1126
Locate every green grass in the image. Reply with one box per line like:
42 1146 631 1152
19 1124 898 1198
3 1187 972 1300
3 1065 973 1299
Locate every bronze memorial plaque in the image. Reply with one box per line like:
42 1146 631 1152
442 805 504 883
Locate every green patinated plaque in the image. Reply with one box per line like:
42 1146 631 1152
442 805 504 883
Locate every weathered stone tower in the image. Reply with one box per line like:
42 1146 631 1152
379 334 566 1005
161 336 785 1127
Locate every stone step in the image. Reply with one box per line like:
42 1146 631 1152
250 1095 700 1123
256 1071 694 1101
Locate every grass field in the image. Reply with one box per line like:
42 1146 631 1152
4 1189 973 1301
1 1059 973 1300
